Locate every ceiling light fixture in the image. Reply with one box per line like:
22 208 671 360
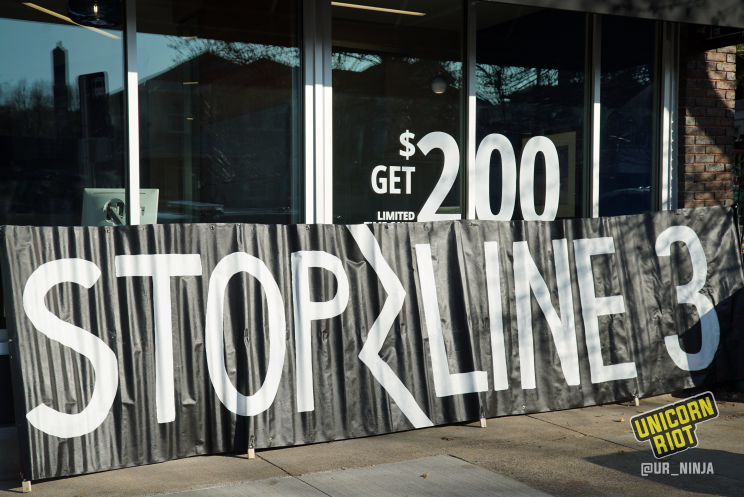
431 71 447 94
67 0 121 28
331 2 425 16
22 2 120 39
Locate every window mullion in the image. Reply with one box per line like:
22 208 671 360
123 0 140 226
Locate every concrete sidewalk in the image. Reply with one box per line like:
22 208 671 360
135 456 551 497
1 393 742 496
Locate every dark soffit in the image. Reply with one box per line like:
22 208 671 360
483 0 744 29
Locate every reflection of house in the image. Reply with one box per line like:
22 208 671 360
137 52 298 223
0 44 124 227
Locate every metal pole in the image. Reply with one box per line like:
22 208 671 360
465 0 477 220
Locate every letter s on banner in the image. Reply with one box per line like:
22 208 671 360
205 252 286 416
22 259 118 438
655 226 720 371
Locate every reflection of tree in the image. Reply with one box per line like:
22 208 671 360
167 37 299 68
476 64 558 111
332 52 381 72
332 52 462 135
0 79 54 137
0 78 83 138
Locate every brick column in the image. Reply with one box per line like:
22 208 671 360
678 32 737 208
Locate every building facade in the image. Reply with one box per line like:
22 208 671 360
1 0 744 475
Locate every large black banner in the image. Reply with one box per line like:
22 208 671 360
2 207 744 480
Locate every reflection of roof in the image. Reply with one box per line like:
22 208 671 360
500 79 585 108
109 50 295 99
140 51 293 87
333 57 461 101
139 51 295 121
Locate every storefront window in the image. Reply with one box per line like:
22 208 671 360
598 16 657 216
475 3 586 220
137 0 302 224
332 0 463 224
0 0 126 226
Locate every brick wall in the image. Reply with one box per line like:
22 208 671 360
679 29 737 208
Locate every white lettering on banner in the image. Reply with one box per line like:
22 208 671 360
655 226 720 371
474 134 517 221
416 132 461 222
347 224 434 428
204 252 286 416
114 254 203 424
22 259 118 438
519 136 561 221
414 244 488 396
18 225 720 440
291 251 350 412
513 240 580 389
484 242 509 391
574 237 638 383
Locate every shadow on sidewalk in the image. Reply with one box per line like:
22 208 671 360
586 448 744 496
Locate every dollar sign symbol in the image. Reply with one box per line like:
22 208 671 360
399 130 415 160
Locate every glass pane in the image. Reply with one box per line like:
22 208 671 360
332 0 463 224
137 0 302 224
598 16 657 217
475 3 586 220
0 0 125 227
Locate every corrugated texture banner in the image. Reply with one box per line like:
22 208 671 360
2 207 744 480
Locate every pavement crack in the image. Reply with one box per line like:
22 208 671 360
526 415 585 436
257 455 332 497
526 415 645 453
256 454 293 477
294 476 334 496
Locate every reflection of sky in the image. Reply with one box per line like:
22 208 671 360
0 17 123 91
137 33 181 81
0 19 189 91
0 15 305 92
